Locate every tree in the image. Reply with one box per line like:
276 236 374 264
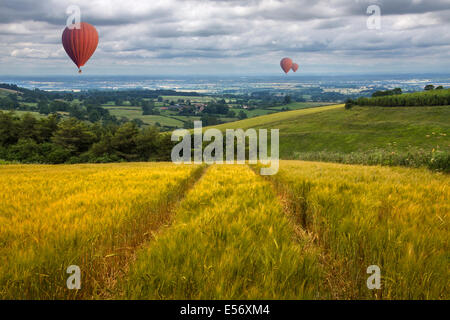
436 86 444 90
424 85 435 91
238 110 248 120
111 122 139 159
0 96 19 110
142 101 156 115
345 98 354 110
0 111 19 146
37 114 59 143
183 120 194 129
89 133 114 158
69 103 86 120
227 110 236 118
52 118 97 154
132 119 145 127
49 100 69 112
392 88 402 95
46 144 72 164
200 115 220 126
38 100 50 114
373 88 402 97
19 113 39 141
6 139 43 163
135 126 160 160
283 95 292 104
88 110 101 122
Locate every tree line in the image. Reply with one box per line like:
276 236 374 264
0 83 203 104
0 111 174 164
346 88 450 108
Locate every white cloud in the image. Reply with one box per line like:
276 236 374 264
11 47 64 59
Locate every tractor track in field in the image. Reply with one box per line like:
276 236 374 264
249 164 358 299
88 165 209 299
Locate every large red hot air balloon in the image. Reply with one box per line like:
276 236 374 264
280 57 293 74
62 22 98 73
292 63 299 72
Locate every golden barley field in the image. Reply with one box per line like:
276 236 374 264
265 161 449 299
0 161 448 299
0 163 203 299
122 165 324 299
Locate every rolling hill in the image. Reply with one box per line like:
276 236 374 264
208 104 449 169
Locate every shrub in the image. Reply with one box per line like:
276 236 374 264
6 139 44 163
428 150 450 173
46 145 72 164
345 99 354 110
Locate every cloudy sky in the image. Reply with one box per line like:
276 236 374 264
1 0 449 75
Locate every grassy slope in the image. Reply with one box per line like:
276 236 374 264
239 102 332 117
210 105 450 159
211 104 344 130
0 110 44 119
0 88 20 96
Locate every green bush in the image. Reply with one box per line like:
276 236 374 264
6 139 44 163
294 148 449 172
46 145 72 164
428 150 450 173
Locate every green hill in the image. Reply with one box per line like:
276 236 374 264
210 104 450 170
211 104 344 130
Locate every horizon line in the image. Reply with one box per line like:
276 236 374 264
1 72 450 78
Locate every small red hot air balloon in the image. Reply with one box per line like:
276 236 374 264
292 63 299 72
62 22 98 73
280 57 293 74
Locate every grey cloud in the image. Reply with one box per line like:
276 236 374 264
0 0 449 74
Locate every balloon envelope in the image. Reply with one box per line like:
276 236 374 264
62 22 98 72
292 63 299 72
280 58 293 74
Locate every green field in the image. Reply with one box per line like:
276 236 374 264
0 109 44 119
211 104 344 130
105 106 185 127
0 88 20 96
267 102 331 111
161 95 214 103
237 102 332 117
210 105 450 165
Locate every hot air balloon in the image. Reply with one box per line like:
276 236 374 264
62 22 98 73
280 58 293 74
292 63 299 72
